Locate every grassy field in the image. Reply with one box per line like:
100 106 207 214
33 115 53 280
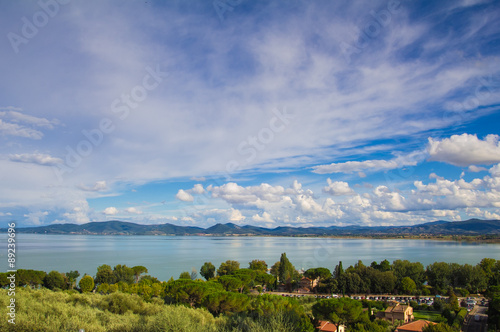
413 310 444 322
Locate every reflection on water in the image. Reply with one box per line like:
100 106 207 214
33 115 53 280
0 234 498 281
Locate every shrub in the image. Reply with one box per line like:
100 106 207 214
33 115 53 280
43 271 67 290
454 288 469 297
79 275 95 293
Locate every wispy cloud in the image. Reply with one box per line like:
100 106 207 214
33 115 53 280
312 153 423 175
0 109 58 139
0 120 44 139
9 153 62 166
0 109 59 129
78 180 108 192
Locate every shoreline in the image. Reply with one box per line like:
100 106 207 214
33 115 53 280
8 232 500 243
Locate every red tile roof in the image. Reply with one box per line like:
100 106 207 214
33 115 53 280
386 304 410 313
396 320 436 332
317 320 338 332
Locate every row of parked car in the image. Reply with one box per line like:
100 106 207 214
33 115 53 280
465 297 487 311
315 295 338 299
277 293 484 309
349 295 435 304
279 294 321 298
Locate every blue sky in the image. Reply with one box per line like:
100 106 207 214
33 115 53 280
1 0 500 228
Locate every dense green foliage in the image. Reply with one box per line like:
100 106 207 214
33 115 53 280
278 252 295 283
323 257 499 296
95 264 115 284
131 266 148 283
217 260 240 276
487 286 500 331
2 255 499 331
249 259 268 272
312 297 363 327
112 264 135 284
277 252 300 291
43 270 67 290
0 288 320 332
422 322 457 332
65 270 80 289
200 261 216 280
0 288 226 332
78 275 94 293
1 257 498 296
400 276 417 294
304 267 331 281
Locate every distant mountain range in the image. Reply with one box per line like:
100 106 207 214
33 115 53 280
3 219 500 236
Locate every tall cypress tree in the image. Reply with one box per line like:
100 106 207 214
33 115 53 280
335 261 344 279
334 261 345 296
278 252 295 284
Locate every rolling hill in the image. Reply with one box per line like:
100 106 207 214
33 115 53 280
3 219 500 236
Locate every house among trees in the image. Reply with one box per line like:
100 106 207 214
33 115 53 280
395 320 436 332
298 276 318 293
276 284 287 292
316 320 345 332
376 303 414 323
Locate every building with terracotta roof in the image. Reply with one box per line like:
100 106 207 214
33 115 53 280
297 287 312 293
300 277 318 290
316 320 345 332
395 320 436 332
376 303 414 323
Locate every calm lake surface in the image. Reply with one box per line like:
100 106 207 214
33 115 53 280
2 234 499 281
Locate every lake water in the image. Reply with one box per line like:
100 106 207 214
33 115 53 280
1 234 499 281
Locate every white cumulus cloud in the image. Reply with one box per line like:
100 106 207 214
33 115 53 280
125 207 142 214
176 189 194 202
103 207 118 215
427 134 500 166
323 179 355 196
229 208 246 223
252 211 275 223
191 184 205 194
23 211 49 225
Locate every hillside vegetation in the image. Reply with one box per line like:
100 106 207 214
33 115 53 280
3 256 500 331
5 218 500 237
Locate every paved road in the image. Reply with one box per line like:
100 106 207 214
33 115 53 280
463 305 488 332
